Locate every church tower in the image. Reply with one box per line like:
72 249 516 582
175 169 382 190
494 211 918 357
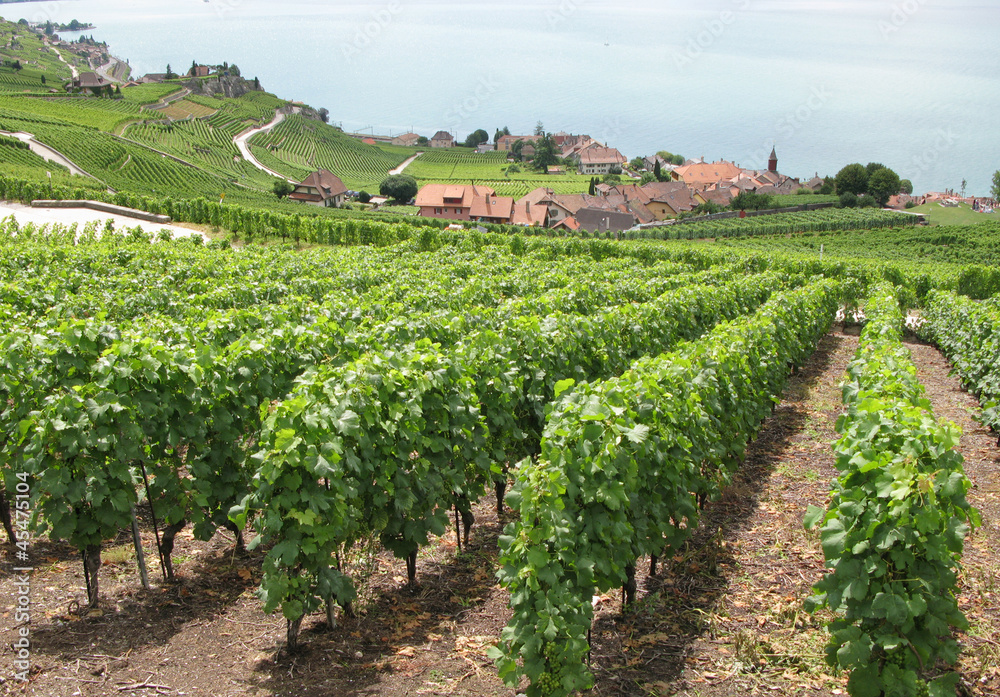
768 147 778 173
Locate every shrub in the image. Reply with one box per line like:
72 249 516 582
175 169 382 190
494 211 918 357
838 192 859 208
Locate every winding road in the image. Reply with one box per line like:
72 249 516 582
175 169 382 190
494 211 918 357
234 110 295 182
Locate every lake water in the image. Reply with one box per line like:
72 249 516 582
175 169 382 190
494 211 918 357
7 0 999 196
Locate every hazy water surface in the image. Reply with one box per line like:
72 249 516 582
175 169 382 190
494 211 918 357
9 0 998 194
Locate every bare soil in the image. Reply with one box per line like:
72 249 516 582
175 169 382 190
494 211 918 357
2 328 997 697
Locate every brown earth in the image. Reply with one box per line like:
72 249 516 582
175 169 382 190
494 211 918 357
1 328 997 697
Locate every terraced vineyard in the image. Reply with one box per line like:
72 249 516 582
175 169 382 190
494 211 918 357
0 95 143 131
124 116 277 191
0 106 245 196
153 98 219 120
403 147 511 179
249 113 407 191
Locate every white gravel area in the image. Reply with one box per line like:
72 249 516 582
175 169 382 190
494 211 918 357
0 201 205 240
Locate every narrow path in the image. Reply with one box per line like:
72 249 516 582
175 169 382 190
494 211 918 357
49 44 78 79
1 130 97 180
589 329 859 697
905 338 1000 697
388 151 423 176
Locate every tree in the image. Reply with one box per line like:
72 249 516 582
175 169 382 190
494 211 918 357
961 179 967 197
835 163 869 196
731 191 775 211
653 160 662 181
588 177 597 195
992 170 1000 201
530 133 559 172
658 150 685 166
380 174 418 203
40 74 45 85
318 107 329 124
357 191 371 204
416 136 428 146
272 180 294 199
254 76 260 90
229 64 241 76
819 176 835 195
165 64 176 80
629 156 645 171
510 139 525 162
899 179 913 195
640 172 657 185
867 167 901 206
693 201 722 215
865 162 887 176
190 59 198 76
534 121 545 137
463 129 489 148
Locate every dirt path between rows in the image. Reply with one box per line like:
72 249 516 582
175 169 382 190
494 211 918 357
905 338 1000 697
1 328 996 696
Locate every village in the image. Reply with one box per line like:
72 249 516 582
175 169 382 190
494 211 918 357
16 25 987 234
287 127 820 233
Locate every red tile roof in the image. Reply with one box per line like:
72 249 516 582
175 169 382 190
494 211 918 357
578 146 626 166
470 194 514 220
288 169 347 203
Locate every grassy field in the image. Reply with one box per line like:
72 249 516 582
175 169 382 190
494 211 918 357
907 200 1000 226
